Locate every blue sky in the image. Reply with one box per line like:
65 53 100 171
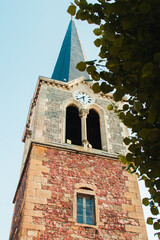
0 0 158 239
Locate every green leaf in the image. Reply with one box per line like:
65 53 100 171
147 217 153 225
128 144 137 152
123 137 130 145
94 38 102 47
154 222 160 230
76 61 86 71
78 0 87 9
142 198 150 206
118 112 125 120
78 11 89 20
74 0 79 6
151 206 159 215
107 104 113 111
133 101 142 112
126 153 133 162
67 4 76 16
93 28 102 36
155 179 160 190
119 155 127 164
142 62 153 77
85 60 96 65
113 89 125 102
153 52 160 63
123 104 129 111
92 72 100 81
145 179 152 188
100 82 113 93
87 65 96 74
92 82 100 93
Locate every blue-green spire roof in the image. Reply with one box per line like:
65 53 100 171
51 19 89 82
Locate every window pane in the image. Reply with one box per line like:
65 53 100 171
77 197 83 205
86 217 94 225
86 198 93 206
77 215 84 223
77 206 83 214
86 207 93 215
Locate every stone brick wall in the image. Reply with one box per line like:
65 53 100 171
95 98 125 154
30 81 126 154
43 88 72 144
11 144 147 240
9 163 29 240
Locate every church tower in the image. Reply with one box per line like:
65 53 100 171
9 19 147 240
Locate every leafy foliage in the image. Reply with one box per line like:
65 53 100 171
68 0 160 235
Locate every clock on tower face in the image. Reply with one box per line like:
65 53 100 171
74 92 92 104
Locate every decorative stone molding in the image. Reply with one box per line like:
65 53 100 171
26 130 32 139
79 108 89 117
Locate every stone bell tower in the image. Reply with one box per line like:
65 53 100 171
9 19 148 240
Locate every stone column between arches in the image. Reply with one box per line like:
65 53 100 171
79 108 89 149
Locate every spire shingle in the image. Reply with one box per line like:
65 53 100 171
51 19 89 82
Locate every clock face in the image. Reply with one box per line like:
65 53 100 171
74 92 92 104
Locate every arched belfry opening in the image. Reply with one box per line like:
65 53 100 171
65 105 81 146
87 109 102 150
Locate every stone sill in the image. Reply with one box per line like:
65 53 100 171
75 223 98 229
32 140 119 160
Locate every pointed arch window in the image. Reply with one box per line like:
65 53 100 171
87 109 102 150
65 105 81 146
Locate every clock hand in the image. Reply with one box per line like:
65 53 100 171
77 96 85 100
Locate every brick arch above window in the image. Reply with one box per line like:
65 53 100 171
75 183 96 192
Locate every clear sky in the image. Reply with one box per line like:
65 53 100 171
0 0 158 239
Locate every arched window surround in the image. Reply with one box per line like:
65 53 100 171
87 108 102 150
61 100 108 151
65 105 81 146
86 103 108 151
73 183 100 227
61 99 83 144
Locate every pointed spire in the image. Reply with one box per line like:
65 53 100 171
51 19 89 82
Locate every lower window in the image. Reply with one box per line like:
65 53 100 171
77 194 95 225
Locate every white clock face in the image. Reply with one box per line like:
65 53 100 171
74 92 92 104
